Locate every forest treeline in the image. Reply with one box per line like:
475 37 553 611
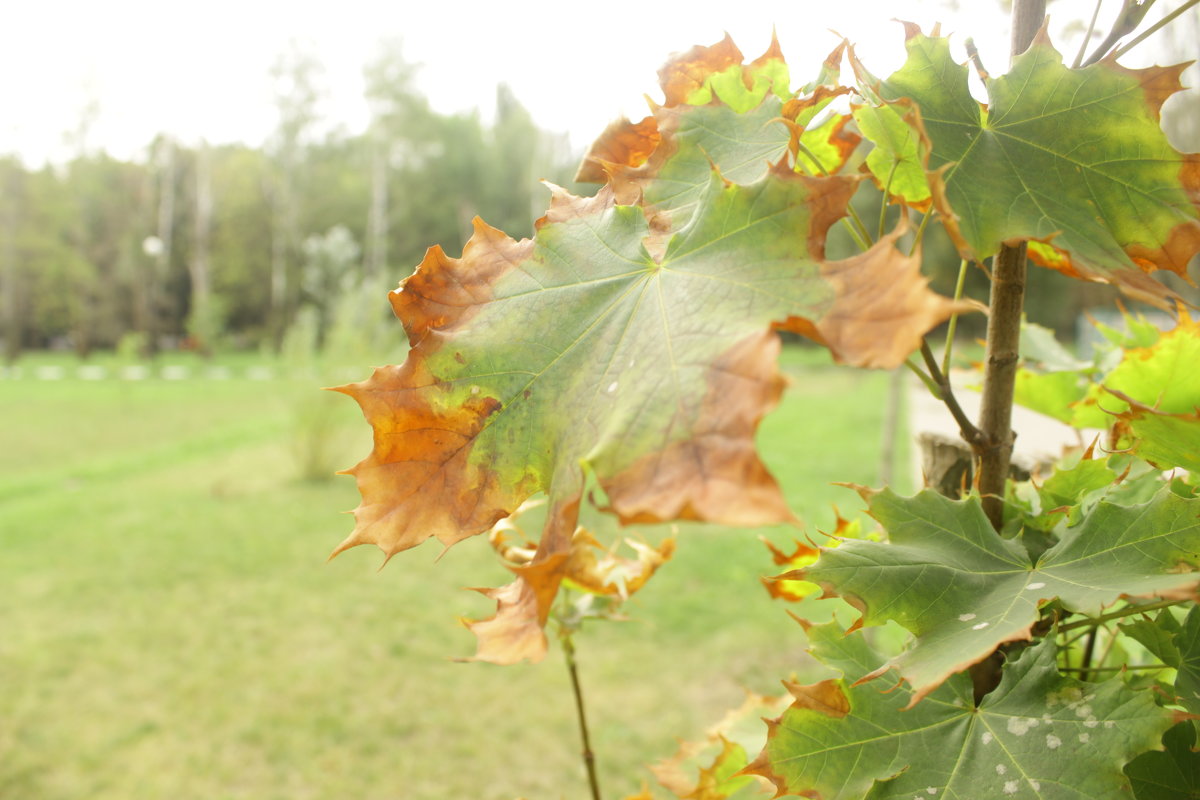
0 44 579 362
2 36 1197 364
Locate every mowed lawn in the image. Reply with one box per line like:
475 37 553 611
0 349 909 800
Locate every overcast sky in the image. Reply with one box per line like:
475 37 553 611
2 0 1193 166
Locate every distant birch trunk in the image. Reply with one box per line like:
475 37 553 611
149 137 177 357
189 140 214 355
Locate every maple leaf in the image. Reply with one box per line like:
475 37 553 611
580 37 854 228
856 25 1200 306
486 500 675 600
1067 312 1200 465
650 691 789 799
800 487 1200 702
761 511 861 602
1125 723 1200 800
852 98 932 210
334 170 967 663
1121 606 1200 720
747 625 1174 800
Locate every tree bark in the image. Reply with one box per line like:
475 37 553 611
970 0 1046 702
976 0 1045 530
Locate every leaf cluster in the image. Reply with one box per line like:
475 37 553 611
331 19 1200 800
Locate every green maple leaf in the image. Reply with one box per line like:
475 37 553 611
1013 369 1088 425
1176 607 1200 718
859 27 1200 305
334 172 966 663
650 691 789 799
1125 723 1200 800
1120 607 1200 719
1070 314 1200 468
749 627 1172 799
800 488 1200 700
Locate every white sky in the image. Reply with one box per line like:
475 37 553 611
1 0 1193 166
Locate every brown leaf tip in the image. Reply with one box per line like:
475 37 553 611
783 678 851 718
658 34 744 107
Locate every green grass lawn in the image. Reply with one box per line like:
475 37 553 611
0 348 909 800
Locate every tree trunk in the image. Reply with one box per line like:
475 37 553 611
976 0 1045 530
969 0 1046 701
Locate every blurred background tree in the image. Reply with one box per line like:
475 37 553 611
0 38 580 361
0 20 1193 361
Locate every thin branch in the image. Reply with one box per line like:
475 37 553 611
1073 0 1106 67
964 38 990 81
1059 663 1171 673
1078 627 1099 682
795 139 874 249
1058 598 1189 633
920 339 986 448
1082 0 1157 67
561 632 603 800
1112 0 1200 59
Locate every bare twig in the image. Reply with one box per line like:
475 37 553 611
1073 0 1107 67
919 339 985 449
1081 0 1157 67
1112 0 1200 60
562 632 603 800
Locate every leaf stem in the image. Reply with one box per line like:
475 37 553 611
1059 663 1171 673
878 161 899 242
794 139 873 250
941 259 970 376
561 631 603 800
907 208 932 257
905 356 942 398
1111 0 1200 60
1073 0 1106 68
1058 598 1189 633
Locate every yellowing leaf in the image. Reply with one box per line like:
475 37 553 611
651 691 789 800
488 504 676 600
335 170 968 663
587 38 849 229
